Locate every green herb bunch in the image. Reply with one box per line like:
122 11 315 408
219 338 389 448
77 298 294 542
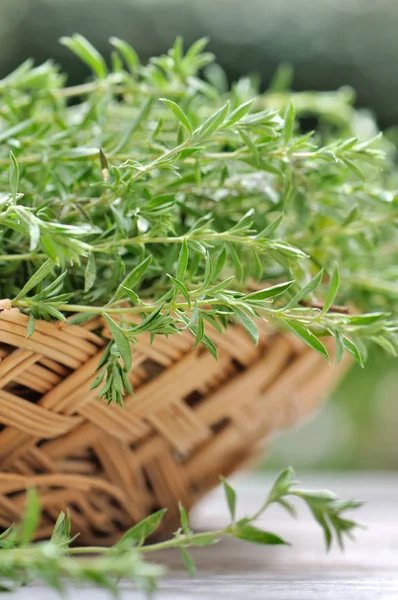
1 35 398 404
0 468 362 596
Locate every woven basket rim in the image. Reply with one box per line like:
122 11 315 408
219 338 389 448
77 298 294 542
0 301 351 543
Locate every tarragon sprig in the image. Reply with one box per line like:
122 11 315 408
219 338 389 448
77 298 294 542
0 468 362 597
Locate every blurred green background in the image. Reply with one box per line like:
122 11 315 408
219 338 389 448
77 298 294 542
1 0 397 470
266 348 398 470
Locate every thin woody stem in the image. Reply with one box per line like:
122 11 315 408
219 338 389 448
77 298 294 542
299 300 350 315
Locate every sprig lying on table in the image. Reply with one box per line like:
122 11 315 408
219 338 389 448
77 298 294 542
0 468 361 597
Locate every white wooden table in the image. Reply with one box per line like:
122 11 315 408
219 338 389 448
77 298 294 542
7 472 398 599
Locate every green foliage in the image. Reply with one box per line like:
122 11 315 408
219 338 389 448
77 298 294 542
220 476 237 522
0 469 361 596
0 36 397 404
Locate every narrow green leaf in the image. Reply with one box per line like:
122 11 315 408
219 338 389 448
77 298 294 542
36 271 67 298
99 147 109 172
266 467 295 504
321 265 340 315
179 503 190 534
309 508 332 551
132 304 165 333
201 333 218 359
121 368 134 396
342 157 364 179
180 547 196 576
232 307 259 345
114 256 152 301
96 342 112 370
284 270 324 310
99 373 113 402
228 209 254 234
342 335 365 367
270 241 308 258
256 158 283 176
192 312 205 348
176 239 189 281
284 320 329 361
268 62 293 92
201 251 214 289
15 259 55 300
233 524 288 546
297 489 338 502
111 98 153 155
60 147 99 160
103 315 132 372
239 129 259 163
171 36 183 61
283 101 295 145
9 151 19 200
144 193 176 213
228 244 244 282
51 512 74 547
349 312 389 325
220 477 237 522
258 214 284 238
334 333 345 365
213 247 227 280
51 511 66 541
189 533 220 547
342 204 359 226
109 37 140 72
117 509 167 548
0 525 16 544
111 49 123 73
251 248 263 280
112 364 125 407
225 99 255 127
160 99 193 136
186 299 199 330
372 335 397 355
84 252 97 293
245 281 294 301
27 313 35 338
208 276 236 294
19 488 40 546
194 101 230 139
89 369 106 391
178 124 186 147
60 34 107 78
185 37 209 59
67 313 97 326
167 275 191 306
0 119 33 144
350 335 368 363
28 219 40 251
121 287 141 304
202 313 223 334
277 498 297 518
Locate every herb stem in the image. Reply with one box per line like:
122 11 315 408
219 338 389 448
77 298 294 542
12 298 270 317
0 253 43 262
0 148 325 169
56 81 184 99
93 233 271 252
140 529 226 553
66 546 108 555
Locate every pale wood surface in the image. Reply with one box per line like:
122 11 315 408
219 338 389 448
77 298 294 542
7 472 398 599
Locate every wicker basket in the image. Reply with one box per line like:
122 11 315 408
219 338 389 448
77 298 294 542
0 301 349 544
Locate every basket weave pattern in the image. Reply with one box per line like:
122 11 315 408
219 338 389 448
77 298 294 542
0 302 349 544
